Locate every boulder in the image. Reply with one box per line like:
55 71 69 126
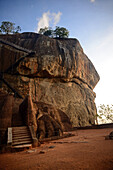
0 32 100 127
109 131 113 139
105 131 113 140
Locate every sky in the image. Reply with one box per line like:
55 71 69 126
0 0 113 108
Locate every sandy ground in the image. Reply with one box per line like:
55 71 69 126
0 128 113 170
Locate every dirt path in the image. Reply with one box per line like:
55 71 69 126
0 128 113 170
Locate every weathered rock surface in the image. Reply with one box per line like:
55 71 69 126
0 32 100 127
19 97 72 139
37 114 63 140
19 95 37 132
0 89 14 144
0 33 99 89
35 101 72 138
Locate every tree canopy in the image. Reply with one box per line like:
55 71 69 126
0 21 21 34
38 26 69 38
39 27 53 37
54 26 69 38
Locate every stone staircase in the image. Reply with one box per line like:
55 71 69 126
12 126 32 148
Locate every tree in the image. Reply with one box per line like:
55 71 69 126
38 27 53 37
38 26 69 38
0 21 21 34
54 26 69 38
38 27 48 34
15 26 21 33
44 29 53 37
97 104 113 123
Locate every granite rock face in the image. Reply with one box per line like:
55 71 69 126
0 32 100 127
19 95 37 132
37 114 63 140
0 89 14 144
35 101 72 138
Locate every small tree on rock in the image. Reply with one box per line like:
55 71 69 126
0 21 21 34
38 27 48 35
15 26 21 33
54 26 69 38
44 29 53 37
38 26 69 38
39 27 53 37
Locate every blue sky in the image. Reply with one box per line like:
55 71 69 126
0 0 113 107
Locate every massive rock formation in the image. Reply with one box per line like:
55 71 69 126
0 32 100 127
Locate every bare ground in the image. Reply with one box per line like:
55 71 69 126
0 128 113 170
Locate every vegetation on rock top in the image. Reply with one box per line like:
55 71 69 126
0 21 21 34
38 26 69 38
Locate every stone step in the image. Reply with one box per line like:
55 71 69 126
12 132 30 136
12 138 32 144
12 144 32 148
13 137 32 142
12 126 27 130
13 129 29 132
13 130 30 134
12 127 29 133
13 128 29 131
12 134 31 138
12 136 30 139
11 126 32 147
12 140 32 146
13 133 30 136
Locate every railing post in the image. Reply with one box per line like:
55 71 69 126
7 127 12 145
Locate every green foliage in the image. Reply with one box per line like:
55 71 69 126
0 21 21 34
97 104 113 123
54 26 69 38
44 29 53 37
38 27 48 34
38 26 69 38
0 21 15 34
15 26 21 33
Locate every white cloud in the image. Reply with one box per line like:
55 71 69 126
36 11 62 32
90 0 95 3
36 11 50 32
52 12 62 26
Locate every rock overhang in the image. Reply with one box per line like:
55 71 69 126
0 32 100 90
